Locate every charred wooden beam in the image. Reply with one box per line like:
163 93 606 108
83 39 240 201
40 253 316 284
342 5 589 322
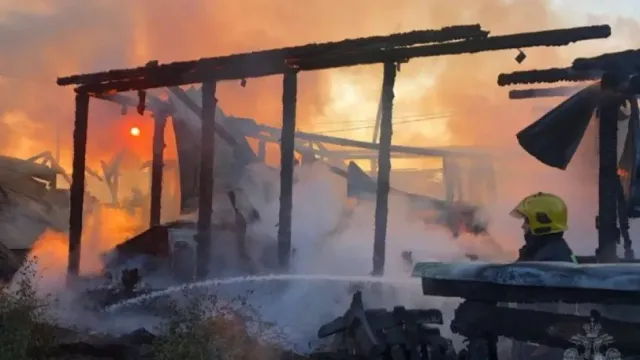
258 124 484 158
498 67 601 86
94 92 173 115
278 69 297 269
421 276 640 304
573 49 640 74
597 77 624 262
499 50 640 87
298 26 610 70
149 112 167 227
372 62 396 276
68 92 89 280
503 55 640 262
58 25 488 87
508 85 587 99
196 81 216 279
167 86 256 164
414 261 640 304
452 301 640 356
65 25 610 94
575 255 640 264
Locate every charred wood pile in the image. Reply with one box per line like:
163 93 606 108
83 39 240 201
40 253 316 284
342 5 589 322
314 291 456 360
14 259 640 360
308 262 640 360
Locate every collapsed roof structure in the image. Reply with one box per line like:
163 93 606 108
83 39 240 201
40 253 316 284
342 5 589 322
499 50 640 263
56 23 611 281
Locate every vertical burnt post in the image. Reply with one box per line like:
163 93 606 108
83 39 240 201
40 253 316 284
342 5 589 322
67 92 90 281
278 68 298 269
597 73 622 262
196 82 217 278
149 112 167 227
372 62 397 276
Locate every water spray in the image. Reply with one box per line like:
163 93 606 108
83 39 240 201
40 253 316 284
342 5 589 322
105 273 421 312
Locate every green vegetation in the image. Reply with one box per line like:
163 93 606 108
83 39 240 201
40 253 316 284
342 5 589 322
150 288 292 360
0 259 302 360
0 259 58 360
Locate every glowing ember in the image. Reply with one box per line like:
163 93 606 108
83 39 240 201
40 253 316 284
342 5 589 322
130 126 141 137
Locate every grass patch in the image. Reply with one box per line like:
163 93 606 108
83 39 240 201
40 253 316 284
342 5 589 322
0 259 302 360
0 258 58 360
150 289 295 360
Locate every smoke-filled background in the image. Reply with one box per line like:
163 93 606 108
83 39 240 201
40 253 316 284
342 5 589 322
2 0 638 251
2 0 640 351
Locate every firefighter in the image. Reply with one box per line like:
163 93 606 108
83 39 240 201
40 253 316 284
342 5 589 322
509 192 578 360
509 192 578 263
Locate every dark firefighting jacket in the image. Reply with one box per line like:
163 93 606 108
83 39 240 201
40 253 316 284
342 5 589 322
512 232 577 360
516 232 577 263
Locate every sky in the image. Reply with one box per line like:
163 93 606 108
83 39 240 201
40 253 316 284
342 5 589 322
0 0 637 175
0 0 638 258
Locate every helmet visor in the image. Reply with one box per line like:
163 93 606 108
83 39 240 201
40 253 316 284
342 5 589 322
509 208 525 219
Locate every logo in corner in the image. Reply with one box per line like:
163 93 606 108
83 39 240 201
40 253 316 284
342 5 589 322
562 313 621 360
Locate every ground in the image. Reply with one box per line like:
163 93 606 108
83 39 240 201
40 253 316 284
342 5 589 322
0 264 310 360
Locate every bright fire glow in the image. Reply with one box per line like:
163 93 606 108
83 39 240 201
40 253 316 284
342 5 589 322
26 206 143 282
130 126 141 137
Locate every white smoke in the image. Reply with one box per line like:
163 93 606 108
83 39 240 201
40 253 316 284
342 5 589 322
220 161 467 351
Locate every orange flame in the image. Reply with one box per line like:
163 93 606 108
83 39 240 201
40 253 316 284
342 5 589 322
27 205 143 277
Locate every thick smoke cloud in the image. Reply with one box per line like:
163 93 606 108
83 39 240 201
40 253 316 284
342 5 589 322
0 0 639 252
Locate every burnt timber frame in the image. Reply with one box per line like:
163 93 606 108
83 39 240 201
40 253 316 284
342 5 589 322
372 62 396 275
149 111 167 227
67 93 89 280
498 50 640 263
279 70 297 269
106 93 172 226
196 82 216 277
508 84 586 99
58 24 609 280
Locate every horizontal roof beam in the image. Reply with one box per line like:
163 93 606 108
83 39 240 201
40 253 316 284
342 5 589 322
258 125 486 158
498 49 640 86
59 25 489 87
60 25 610 95
508 84 589 99
498 67 601 86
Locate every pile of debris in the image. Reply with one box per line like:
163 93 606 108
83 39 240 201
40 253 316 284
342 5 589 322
313 291 457 360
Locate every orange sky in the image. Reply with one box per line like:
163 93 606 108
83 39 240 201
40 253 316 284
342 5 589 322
0 0 638 198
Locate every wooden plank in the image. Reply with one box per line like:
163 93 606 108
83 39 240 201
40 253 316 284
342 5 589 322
508 85 586 99
67 93 89 280
167 86 256 164
372 62 396 276
412 261 640 303
297 26 611 71
149 113 167 227
498 67 601 86
58 25 489 86
195 81 216 278
67 26 610 94
498 51 640 86
256 125 485 158
598 91 623 262
278 69 297 269
452 301 640 355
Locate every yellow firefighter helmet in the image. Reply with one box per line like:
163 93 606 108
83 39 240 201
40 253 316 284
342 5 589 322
509 192 568 235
